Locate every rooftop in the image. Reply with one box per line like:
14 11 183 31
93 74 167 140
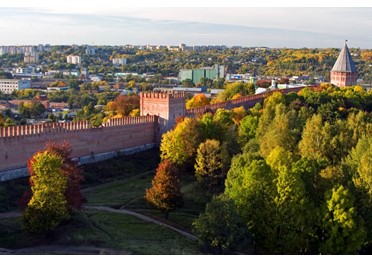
331 41 357 73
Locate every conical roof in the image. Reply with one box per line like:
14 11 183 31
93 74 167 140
331 41 357 72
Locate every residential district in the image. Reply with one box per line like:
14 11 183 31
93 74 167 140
0 41 370 126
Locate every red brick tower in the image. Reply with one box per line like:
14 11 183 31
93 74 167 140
330 41 357 87
140 92 185 136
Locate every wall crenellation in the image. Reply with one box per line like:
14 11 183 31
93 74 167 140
0 116 156 139
140 91 185 100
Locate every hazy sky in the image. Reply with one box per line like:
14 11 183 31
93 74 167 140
1 1 372 48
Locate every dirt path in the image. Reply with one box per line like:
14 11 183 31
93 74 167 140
0 245 131 255
0 168 199 254
84 205 197 240
0 211 21 219
0 205 197 255
0 206 197 241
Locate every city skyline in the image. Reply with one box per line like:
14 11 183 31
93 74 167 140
0 4 372 48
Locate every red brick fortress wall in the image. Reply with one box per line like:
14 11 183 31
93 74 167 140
0 115 157 171
186 87 308 116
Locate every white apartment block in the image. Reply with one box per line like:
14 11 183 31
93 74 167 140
112 58 127 66
66 55 81 64
0 79 31 94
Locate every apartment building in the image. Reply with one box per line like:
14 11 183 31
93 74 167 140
0 79 31 94
66 55 81 64
112 58 127 66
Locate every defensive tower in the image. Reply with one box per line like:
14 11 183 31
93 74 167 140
330 41 358 87
140 91 186 135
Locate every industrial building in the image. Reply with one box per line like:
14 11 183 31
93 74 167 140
179 64 225 85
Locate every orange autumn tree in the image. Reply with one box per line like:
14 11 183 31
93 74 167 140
105 94 140 118
145 160 183 219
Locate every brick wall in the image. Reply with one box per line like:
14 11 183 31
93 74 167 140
0 115 157 172
0 87 312 175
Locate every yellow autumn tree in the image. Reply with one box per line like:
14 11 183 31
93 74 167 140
23 151 69 233
186 94 210 109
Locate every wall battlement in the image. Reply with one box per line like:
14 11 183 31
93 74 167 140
0 115 156 138
0 115 158 173
140 91 185 100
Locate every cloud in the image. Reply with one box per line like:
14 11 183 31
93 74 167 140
0 7 371 48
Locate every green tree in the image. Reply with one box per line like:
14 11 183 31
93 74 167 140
145 160 183 219
345 136 372 249
4 117 16 127
192 196 249 254
213 82 255 102
0 112 3 127
182 78 195 87
195 139 222 180
258 103 296 157
319 185 366 254
274 165 315 254
160 118 201 167
213 108 234 131
224 158 277 253
194 139 224 191
256 91 285 143
298 114 328 161
238 115 259 146
197 113 223 142
348 136 372 198
23 151 69 233
299 114 354 165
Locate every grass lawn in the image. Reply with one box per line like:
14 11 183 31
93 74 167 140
0 210 201 254
0 148 161 213
0 177 29 212
0 148 212 254
83 172 212 233
80 148 160 188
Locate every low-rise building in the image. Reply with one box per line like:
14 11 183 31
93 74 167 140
0 79 31 94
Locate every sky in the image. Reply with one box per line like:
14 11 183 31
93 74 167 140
1 1 372 48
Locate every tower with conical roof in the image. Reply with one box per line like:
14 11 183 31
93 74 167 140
330 41 357 87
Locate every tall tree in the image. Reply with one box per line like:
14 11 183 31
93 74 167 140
160 118 201 167
45 142 85 211
23 151 69 233
192 196 249 254
258 103 296 157
274 166 315 254
145 160 183 219
319 185 366 254
194 139 224 192
224 158 277 253
20 142 85 212
238 114 259 146
345 136 372 249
